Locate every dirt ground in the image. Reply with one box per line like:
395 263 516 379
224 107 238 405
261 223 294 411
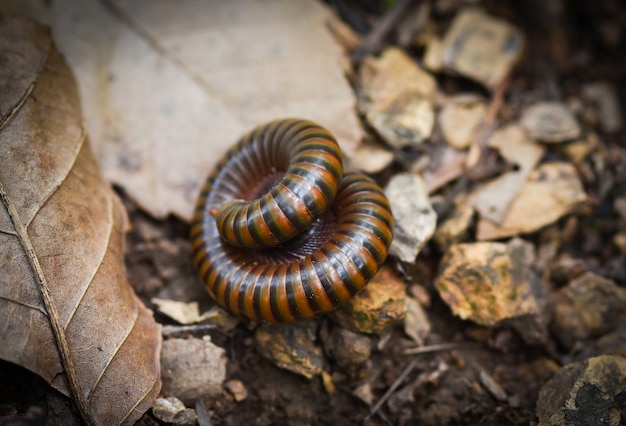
134 2 626 425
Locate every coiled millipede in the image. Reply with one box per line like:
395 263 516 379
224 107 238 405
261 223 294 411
190 119 394 323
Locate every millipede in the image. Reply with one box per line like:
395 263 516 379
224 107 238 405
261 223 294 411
190 119 394 323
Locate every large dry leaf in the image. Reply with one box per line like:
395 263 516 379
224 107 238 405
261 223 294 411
0 17 161 425
12 0 364 220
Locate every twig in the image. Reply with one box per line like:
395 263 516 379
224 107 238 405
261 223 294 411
365 342 483 422
351 0 419 64
402 341 483 355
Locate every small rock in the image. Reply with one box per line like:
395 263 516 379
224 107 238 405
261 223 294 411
428 8 525 90
348 143 394 174
520 102 581 142
614 196 626 221
548 256 587 285
332 266 407 334
173 409 199 426
353 382 375 405
255 322 324 379
614 233 626 256
152 298 202 325
152 397 186 423
582 82 622 133
323 327 373 369
359 47 437 148
438 94 487 149
436 238 549 343
224 380 248 402
472 125 545 224
550 272 626 351
574 328 626 361
385 173 437 263
476 162 587 240
404 297 431 346
434 201 474 249
160 336 227 405
322 370 336 394
559 133 598 165
536 355 626 426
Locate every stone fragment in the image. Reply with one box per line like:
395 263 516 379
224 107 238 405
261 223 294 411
404 297 431 346
436 239 549 343
321 371 336 394
434 201 474 249
550 272 626 351
582 82 622 133
348 143 394 174
224 380 248 402
536 355 626 426
520 102 581 142
428 9 525 89
160 337 227 405
353 382 375 405
385 173 437 263
324 327 373 369
559 133 598 164
359 48 437 147
152 298 202 325
472 125 545 224
438 94 487 149
574 328 626 361
173 409 199 426
152 397 186 423
476 162 587 240
255 322 324 379
332 266 407 334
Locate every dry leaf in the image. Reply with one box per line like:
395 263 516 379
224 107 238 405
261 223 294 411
0 17 161 425
9 0 364 220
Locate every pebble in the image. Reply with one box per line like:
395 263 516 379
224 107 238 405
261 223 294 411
536 355 626 426
404 297 431 346
358 47 437 148
332 266 407 334
347 143 395 174
438 94 487 149
160 336 227 405
427 8 525 90
433 201 474 249
436 238 549 344
323 327 373 370
385 173 437 263
582 82 622 133
476 162 587 240
255 322 324 379
550 272 626 352
520 101 581 142
472 125 545 224
224 380 248 402
152 397 186 423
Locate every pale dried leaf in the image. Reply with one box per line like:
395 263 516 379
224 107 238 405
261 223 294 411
29 0 362 220
0 17 161 425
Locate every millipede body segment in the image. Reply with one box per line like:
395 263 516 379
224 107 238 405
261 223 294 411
190 119 394 323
